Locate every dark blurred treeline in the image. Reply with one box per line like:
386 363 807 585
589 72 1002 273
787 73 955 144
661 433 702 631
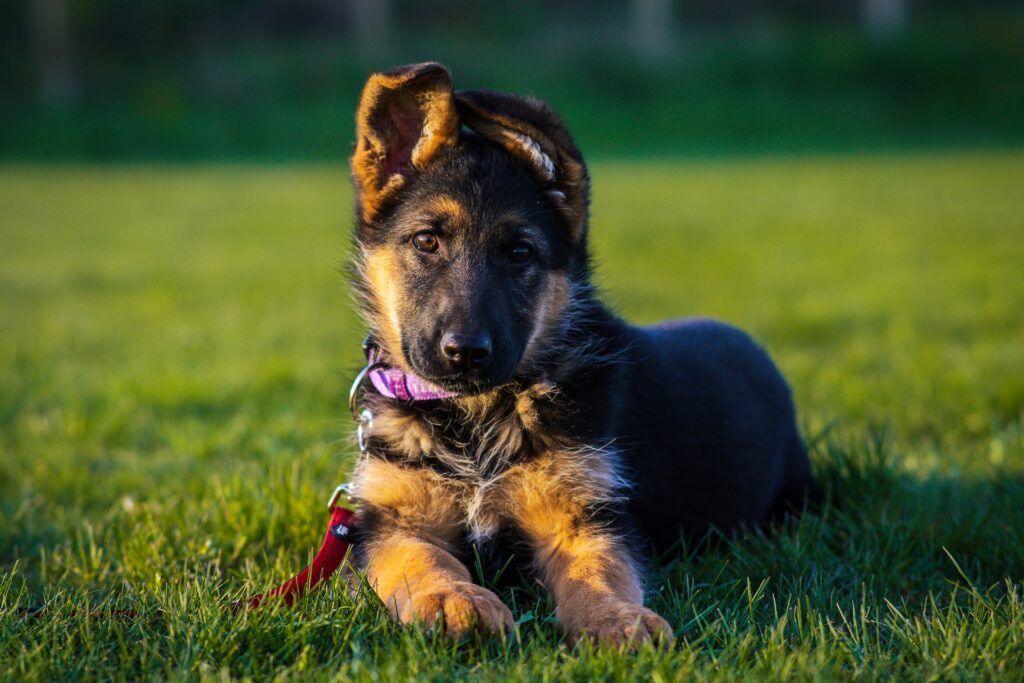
2 1 1023 160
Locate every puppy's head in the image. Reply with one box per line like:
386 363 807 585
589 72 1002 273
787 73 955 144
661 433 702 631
350 63 590 393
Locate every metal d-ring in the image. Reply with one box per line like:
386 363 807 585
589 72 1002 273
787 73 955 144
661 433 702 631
349 360 387 452
326 482 354 510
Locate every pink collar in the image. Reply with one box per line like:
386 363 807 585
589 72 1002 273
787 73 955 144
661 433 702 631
365 345 459 401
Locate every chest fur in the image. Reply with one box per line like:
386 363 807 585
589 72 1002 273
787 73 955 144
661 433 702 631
361 384 569 480
352 444 629 549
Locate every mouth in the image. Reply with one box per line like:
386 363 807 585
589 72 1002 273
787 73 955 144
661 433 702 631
405 360 518 396
394 341 520 396
414 370 501 396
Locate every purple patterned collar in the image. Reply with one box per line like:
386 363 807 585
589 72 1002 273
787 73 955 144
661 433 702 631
365 344 459 401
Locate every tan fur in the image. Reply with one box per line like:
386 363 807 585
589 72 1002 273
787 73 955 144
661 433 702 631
363 248 407 367
354 459 514 637
353 458 466 541
366 383 576 494
423 195 469 225
368 407 436 459
366 536 513 637
352 63 459 223
352 444 670 646
500 453 672 647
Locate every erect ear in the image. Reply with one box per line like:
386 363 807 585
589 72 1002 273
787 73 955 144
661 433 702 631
351 63 459 223
455 89 590 241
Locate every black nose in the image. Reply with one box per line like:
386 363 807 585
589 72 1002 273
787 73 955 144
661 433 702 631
440 332 492 371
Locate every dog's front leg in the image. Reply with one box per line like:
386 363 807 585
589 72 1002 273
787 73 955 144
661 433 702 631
361 531 514 638
505 456 673 648
353 458 514 638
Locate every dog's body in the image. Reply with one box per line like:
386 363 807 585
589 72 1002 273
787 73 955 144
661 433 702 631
570 316 813 553
345 63 816 646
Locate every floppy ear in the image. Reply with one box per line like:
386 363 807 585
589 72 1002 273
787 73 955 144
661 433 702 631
351 63 459 223
455 89 590 241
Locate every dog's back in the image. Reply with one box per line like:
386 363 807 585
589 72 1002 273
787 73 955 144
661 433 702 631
582 316 815 551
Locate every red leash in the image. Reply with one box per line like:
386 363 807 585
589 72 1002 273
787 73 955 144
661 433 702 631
21 488 358 620
240 484 358 609
241 502 357 609
238 362 378 608
24 357 377 621
23 352 385 619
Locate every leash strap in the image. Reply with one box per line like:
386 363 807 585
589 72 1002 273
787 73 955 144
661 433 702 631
21 505 358 620
240 505 357 609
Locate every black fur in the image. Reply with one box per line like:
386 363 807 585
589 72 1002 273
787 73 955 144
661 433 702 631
349 66 817 576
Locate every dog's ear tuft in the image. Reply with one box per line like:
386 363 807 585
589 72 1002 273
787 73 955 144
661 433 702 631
455 89 589 241
352 63 459 223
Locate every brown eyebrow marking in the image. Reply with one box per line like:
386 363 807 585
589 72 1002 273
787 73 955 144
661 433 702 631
490 211 544 242
423 196 469 224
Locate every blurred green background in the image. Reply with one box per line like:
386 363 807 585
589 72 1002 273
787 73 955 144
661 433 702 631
3 4 1024 679
3 0 1023 160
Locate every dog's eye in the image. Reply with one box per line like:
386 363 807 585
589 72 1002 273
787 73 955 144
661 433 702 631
412 232 439 253
509 242 533 264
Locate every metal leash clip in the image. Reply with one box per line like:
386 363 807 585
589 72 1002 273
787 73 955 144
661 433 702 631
326 482 355 510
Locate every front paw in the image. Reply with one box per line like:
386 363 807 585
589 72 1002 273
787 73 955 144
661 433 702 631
396 582 514 639
562 601 674 649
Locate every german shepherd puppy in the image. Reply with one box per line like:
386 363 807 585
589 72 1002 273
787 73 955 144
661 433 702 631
346 63 816 647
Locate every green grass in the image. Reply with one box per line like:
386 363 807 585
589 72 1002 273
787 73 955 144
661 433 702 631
1 153 1023 680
